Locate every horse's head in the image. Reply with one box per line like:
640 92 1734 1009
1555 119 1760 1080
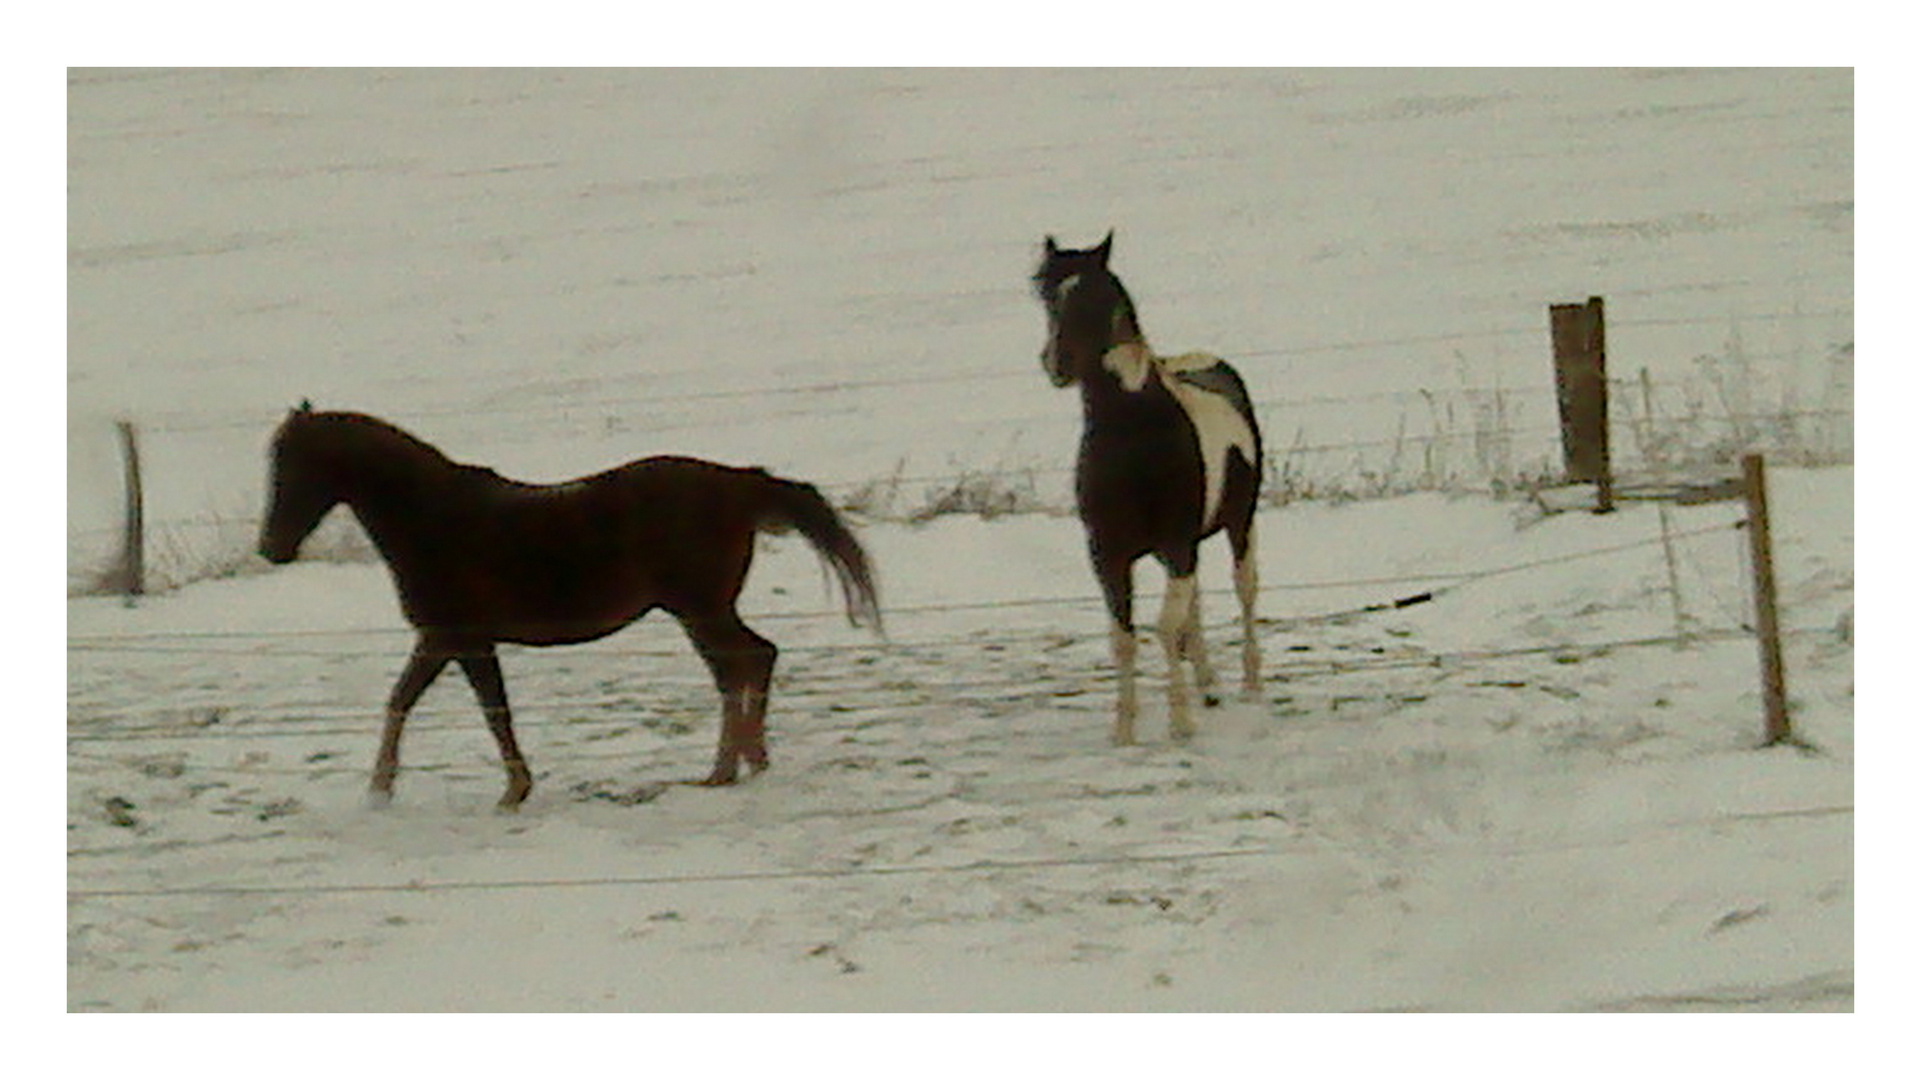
1032 231 1136 388
257 401 338 564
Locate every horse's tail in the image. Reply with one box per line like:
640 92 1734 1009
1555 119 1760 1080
756 474 883 634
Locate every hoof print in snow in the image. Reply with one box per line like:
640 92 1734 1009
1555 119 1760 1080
571 780 668 806
102 796 140 829
255 798 303 822
807 943 861 975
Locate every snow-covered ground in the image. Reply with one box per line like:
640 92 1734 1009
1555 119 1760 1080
66 67 1854 1019
69 470 1852 1012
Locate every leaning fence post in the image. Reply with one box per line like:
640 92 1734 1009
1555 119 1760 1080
114 419 146 602
1549 296 1614 513
1740 453 1792 746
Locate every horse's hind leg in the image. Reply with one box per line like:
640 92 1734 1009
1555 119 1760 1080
1231 519 1262 700
371 638 453 806
1177 576 1219 707
685 612 778 786
455 645 534 811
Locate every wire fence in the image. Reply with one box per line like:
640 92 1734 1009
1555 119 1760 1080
66 495 1854 905
68 516 1790 750
66 795 1855 903
65 306 1852 909
66 519 1745 653
64 393 1850 547
106 306 1851 438
65 303 1848 756
69 624 1798 749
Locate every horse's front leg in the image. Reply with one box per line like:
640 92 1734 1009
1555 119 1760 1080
1158 573 1199 740
1094 550 1139 746
455 645 534 811
372 638 453 807
1177 575 1219 707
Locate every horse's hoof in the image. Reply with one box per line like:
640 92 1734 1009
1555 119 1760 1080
364 787 394 810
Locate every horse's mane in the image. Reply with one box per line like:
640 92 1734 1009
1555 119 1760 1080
286 410 451 464
1065 266 1145 350
276 409 481 498
1104 272 1144 344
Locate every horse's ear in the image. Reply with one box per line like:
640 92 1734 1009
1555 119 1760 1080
296 399 312 414
1094 230 1114 264
1043 235 1059 257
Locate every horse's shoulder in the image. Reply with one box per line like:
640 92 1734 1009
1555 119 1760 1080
1160 353 1258 430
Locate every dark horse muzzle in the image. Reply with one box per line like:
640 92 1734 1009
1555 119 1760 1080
1040 341 1075 388
257 535 300 565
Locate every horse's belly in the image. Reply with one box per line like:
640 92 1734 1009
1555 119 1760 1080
401 550 649 645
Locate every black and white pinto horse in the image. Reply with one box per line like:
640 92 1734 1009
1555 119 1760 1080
1033 232 1263 744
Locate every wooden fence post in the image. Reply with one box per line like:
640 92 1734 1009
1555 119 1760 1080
1549 296 1614 513
114 419 145 602
1740 453 1792 746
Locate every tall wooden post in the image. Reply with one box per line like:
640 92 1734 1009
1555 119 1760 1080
1740 453 1791 746
115 420 145 601
1550 296 1614 513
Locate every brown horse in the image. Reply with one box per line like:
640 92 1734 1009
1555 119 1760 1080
257 404 881 809
1033 232 1264 744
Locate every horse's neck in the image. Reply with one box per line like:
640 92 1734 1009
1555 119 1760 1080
331 422 463 524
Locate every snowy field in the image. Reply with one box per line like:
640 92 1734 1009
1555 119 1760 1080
70 475 1853 1012
65 65 1857 1026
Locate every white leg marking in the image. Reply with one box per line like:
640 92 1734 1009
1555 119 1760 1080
1235 525 1262 699
1160 575 1197 739
1182 577 1217 701
1109 619 1139 746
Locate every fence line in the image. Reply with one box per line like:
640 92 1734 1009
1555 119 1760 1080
101 304 1852 438
66 519 1744 655
64 846 1313 901
66 794 1855 903
71 395 1838 541
73 617 1824 749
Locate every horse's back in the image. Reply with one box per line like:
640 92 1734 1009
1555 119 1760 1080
1164 353 1259 438
413 455 777 643
524 454 774 557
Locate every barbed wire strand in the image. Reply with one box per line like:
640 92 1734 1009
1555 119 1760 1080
69 398 1849 542
73 611 1818 749
67 795 1854 903
67 518 1746 653
108 305 1853 436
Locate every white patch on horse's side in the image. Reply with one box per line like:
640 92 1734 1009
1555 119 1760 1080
1158 351 1257 529
1103 341 1155 392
